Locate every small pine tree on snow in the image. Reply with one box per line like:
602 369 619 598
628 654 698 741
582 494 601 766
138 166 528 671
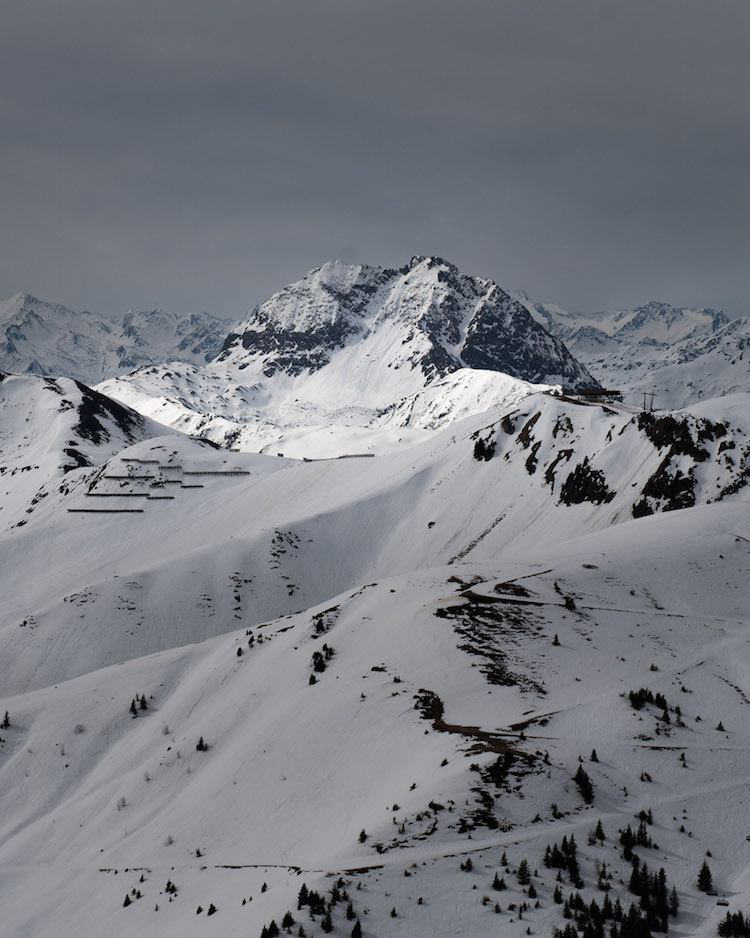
595 819 605 842
309 673 317 685
716 720 725 732
359 829 367 843
268 921 280 937
282 911 295 931
351 921 362 938
669 885 679 917
130 699 138 718
590 748 598 762
123 894 131 907
390 907 397 918
196 736 208 751
517 859 531 885
697 860 713 893
346 901 355 920
527 883 537 899
139 694 148 710
552 633 560 646
493 872 504 890
320 911 333 932
1 711 9 729
298 884 309 909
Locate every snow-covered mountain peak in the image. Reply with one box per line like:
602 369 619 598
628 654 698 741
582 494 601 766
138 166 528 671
218 257 593 391
615 300 729 344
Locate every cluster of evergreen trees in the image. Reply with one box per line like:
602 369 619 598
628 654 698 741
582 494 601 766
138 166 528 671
128 693 148 717
555 872 679 938
627 688 680 724
718 909 750 937
294 880 361 937
544 834 583 888
620 820 654 859
555 898 655 938
627 856 679 933
574 764 595 803
309 643 335 684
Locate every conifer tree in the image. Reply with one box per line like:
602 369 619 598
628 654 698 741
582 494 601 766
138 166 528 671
573 764 594 803
697 860 713 893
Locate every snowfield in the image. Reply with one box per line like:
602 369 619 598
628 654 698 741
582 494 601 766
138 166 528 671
1 361 749 936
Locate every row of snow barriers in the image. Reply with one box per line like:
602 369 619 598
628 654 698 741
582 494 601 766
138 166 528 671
67 460 251 514
301 453 375 462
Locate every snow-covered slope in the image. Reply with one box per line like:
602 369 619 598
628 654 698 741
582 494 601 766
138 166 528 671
0 495 748 938
2 390 748 694
0 293 228 383
0 371 172 531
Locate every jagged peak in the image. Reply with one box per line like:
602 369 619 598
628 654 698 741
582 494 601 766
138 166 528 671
9 291 41 306
407 255 457 272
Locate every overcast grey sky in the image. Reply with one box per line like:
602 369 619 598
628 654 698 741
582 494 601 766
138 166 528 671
1 0 748 319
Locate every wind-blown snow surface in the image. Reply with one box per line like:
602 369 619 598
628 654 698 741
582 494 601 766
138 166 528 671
0 293 228 383
1 377 750 936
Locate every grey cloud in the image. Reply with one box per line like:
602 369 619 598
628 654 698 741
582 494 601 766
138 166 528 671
1 0 748 318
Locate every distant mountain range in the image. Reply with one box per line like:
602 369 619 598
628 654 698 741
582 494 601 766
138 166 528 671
2 259 747 455
515 292 748 408
0 292 228 383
